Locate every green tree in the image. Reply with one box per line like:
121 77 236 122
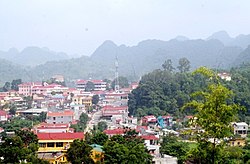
90 132 108 146
183 67 241 164
103 129 152 164
97 121 108 132
0 130 46 164
3 82 11 91
111 76 129 89
71 113 89 132
160 134 189 164
9 103 17 115
92 94 99 105
66 139 94 164
177 57 190 73
11 79 22 91
162 59 175 72
85 81 95 92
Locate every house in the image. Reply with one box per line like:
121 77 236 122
232 122 248 138
140 135 160 155
141 115 157 126
33 123 73 134
103 128 125 137
37 132 84 164
76 79 107 91
0 110 8 122
72 95 92 109
18 82 43 96
229 138 246 147
90 144 104 163
17 108 48 116
51 75 64 83
218 72 231 81
102 105 129 123
46 110 74 124
162 115 173 127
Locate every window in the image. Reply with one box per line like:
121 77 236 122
53 117 56 120
238 142 240 145
47 142 55 147
39 143 46 148
56 142 63 147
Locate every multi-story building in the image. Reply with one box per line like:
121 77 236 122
0 110 7 122
232 122 248 138
37 132 84 164
102 105 128 123
18 82 68 96
33 123 73 134
76 80 107 91
46 110 74 124
18 82 43 96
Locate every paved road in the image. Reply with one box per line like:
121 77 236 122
85 110 102 133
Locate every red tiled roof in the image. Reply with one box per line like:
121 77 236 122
102 105 128 111
104 129 125 135
37 123 70 128
140 135 159 140
47 110 74 117
0 110 7 116
37 132 84 140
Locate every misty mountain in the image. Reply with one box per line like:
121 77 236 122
0 59 28 84
208 31 250 49
91 38 242 77
207 31 233 45
233 45 250 66
0 31 248 83
0 47 69 66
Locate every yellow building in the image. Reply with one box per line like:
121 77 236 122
37 132 84 164
229 138 246 147
82 96 92 109
90 144 104 163
72 95 92 109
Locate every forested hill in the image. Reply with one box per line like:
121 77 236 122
128 65 250 122
90 39 242 76
207 31 250 49
2 31 250 83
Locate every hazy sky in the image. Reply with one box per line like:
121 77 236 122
0 0 250 56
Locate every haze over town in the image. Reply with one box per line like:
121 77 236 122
1 0 250 56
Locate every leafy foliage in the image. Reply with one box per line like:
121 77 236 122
66 139 94 164
71 113 89 132
103 129 152 164
183 67 242 163
160 134 190 164
97 121 108 132
0 130 48 164
111 76 129 89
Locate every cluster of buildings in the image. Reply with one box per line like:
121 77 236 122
0 77 142 163
0 75 249 164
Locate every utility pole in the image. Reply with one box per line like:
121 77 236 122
114 56 119 93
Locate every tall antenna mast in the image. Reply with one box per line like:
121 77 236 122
115 56 119 93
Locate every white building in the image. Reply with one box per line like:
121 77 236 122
46 110 74 124
76 80 107 91
232 122 248 138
